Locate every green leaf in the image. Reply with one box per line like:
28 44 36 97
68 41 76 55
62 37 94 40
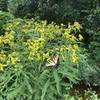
41 79 50 100
24 77 33 94
39 70 49 80
53 70 61 95
0 96 3 100
6 85 23 99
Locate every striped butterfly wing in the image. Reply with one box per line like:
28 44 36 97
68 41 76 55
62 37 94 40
46 55 59 67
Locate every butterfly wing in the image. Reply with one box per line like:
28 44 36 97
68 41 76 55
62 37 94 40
45 59 55 67
46 55 59 67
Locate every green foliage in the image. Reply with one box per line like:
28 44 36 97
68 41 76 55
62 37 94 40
0 11 14 34
77 47 100 86
87 32 100 86
89 30 100 66
0 0 100 98
70 89 100 100
0 17 83 99
7 0 100 23
8 0 37 18
0 0 8 11
83 4 100 85
84 89 100 100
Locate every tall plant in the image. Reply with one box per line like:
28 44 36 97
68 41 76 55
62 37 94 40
0 17 83 99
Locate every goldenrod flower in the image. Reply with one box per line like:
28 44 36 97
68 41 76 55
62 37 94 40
0 64 7 71
79 34 83 41
64 32 71 39
70 35 76 42
7 57 20 65
7 52 20 65
74 22 82 31
78 97 83 100
0 53 6 61
71 54 78 63
73 44 78 50
68 44 73 50
36 53 41 61
3 31 14 44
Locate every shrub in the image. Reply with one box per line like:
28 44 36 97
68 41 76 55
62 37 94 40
0 11 14 35
0 17 83 99
81 6 100 86
8 0 37 18
0 0 8 11
87 31 100 86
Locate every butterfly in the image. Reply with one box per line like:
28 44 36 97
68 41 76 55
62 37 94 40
45 54 59 67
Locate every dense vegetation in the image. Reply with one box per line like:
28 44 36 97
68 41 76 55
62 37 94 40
0 0 100 99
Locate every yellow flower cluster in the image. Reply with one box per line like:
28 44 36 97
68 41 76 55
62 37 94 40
0 51 7 71
64 22 83 43
71 53 78 63
7 52 20 65
0 18 82 71
79 34 83 41
0 63 7 71
74 22 82 31
0 51 6 61
67 44 79 63
0 31 14 45
26 38 45 61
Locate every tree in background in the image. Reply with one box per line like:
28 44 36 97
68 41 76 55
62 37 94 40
0 0 8 11
8 0 38 18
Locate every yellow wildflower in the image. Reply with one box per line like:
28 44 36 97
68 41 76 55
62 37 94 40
70 35 76 42
74 22 82 31
68 44 73 50
64 32 71 39
11 57 20 65
79 34 83 41
36 53 41 61
0 64 7 71
7 52 20 65
73 44 79 50
3 31 14 44
8 57 20 65
0 51 6 61
43 52 49 60
78 96 83 100
71 49 78 63
71 54 78 63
